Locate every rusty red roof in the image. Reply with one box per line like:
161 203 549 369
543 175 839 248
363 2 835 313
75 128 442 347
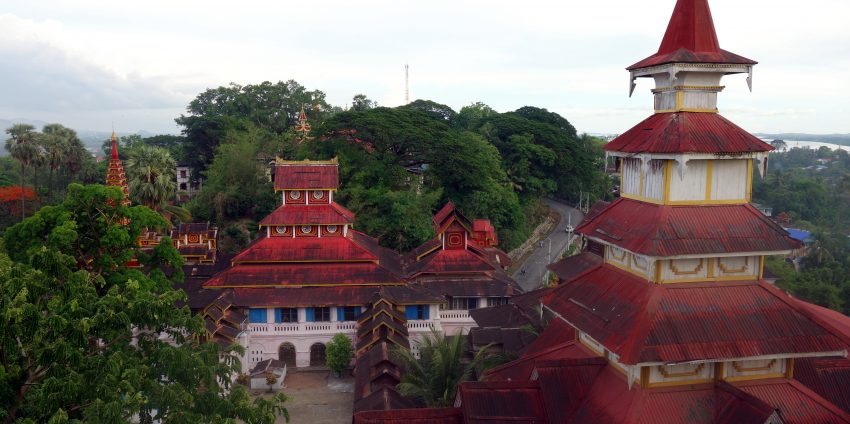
259 203 355 226
546 252 603 283
736 378 850 423
533 357 607 424
577 198 799 256
227 286 388 307
456 380 548 424
604 113 772 154
203 262 403 287
627 0 756 70
432 201 458 228
354 407 463 424
415 278 520 298
408 249 497 276
231 236 377 263
543 264 850 364
795 357 850 415
274 163 338 190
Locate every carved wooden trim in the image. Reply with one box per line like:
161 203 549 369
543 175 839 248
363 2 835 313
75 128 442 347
609 247 627 262
657 363 705 378
669 259 704 275
732 359 776 373
718 257 749 274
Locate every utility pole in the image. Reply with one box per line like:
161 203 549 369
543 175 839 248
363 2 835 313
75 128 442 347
405 64 409 104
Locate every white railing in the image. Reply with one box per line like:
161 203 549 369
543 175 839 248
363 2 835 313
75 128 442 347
248 319 444 335
439 310 473 320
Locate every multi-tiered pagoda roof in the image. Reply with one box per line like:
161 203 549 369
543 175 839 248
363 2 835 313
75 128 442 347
354 0 850 422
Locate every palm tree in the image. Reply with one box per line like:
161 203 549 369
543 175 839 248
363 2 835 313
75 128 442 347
40 124 74 202
393 330 494 407
125 145 191 224
4 124 40 219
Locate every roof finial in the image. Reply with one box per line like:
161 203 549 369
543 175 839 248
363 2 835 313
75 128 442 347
110 129 119 160
294 104 312 143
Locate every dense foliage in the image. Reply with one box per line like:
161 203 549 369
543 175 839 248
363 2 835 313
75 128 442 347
754 147 850 313
0 184 288 423
325 334 354 376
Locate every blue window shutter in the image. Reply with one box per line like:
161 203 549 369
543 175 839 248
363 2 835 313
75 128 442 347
249 308 267 323
306 307 314 322
274 308 282 323
337 307 345 321
423 305 430 320
405 305 415 320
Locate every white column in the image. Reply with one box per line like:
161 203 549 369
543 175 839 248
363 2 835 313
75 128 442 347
298 307 306 323
477 298 488 309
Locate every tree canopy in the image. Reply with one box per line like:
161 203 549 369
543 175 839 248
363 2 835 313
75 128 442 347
0 184 288 423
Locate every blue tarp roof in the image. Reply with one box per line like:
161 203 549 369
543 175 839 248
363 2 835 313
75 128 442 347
785 228 814 243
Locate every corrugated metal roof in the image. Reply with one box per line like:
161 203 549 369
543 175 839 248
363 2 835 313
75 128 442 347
576 198 799 256
627 0 756 69
795 357 850 415
354 407 463 424
274 163 338 190
736 379 850 424
203 262 403 287
229 286 387 307
259 203 355 226
457 380 548 423
547 252 603 283
544 264 850 364
604 113 772 154
231 236 378 263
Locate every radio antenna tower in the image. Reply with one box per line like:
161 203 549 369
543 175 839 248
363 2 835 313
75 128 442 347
404 64 409 104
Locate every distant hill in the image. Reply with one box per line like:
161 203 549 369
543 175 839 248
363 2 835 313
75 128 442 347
754 133 850 146
1 118 160 156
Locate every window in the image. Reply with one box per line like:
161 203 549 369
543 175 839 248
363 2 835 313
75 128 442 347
249 308 268 323
405 305 430 320
487 297 508 307
336 306 362 321
306 307 330 322
179 183 187 190
446 297 478 310
274 308 298 323
180 170 187 178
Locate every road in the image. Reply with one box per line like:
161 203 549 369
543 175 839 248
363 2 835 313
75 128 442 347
512 198 584 292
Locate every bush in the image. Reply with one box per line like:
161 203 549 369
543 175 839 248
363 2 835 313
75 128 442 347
326 333 353 376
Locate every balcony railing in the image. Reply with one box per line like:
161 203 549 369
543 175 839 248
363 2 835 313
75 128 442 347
438 310 473 320
247 319 444 335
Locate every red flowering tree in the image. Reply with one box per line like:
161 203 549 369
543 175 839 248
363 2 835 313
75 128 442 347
0 186 38 228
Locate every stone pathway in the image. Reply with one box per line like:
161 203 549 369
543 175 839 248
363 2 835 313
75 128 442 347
273 370 353 423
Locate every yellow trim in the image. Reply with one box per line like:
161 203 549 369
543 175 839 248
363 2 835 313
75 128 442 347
276 157 338 165
609 247 628 262
732 359 777 373
669 259 704 276
746 159 754 201
705 160 714 200
620 193 663 205
665 198 748 206
715 362 725 381
717 257 749 274
758 256 765 279
657 363 705 378
640 366 650 388
632 254 648 271
647 378 715 388
675 91 684 110
660 275 759 284
724 373 785 383
606 256 647 279
416 245 441 261
706 258 715 278
785 358 794 379
655 107 718 113
663 160 672 204
654 260 662 283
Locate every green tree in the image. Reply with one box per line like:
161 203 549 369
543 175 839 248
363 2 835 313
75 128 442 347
454 102 496 131
393 330 492 408
0 184 289 423
4 124 41 219
326 334 354 377
351 94 377 111
125 145 191 224
40 124 78 202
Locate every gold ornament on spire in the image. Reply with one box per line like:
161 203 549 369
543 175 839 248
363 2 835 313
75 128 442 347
293 105 312 142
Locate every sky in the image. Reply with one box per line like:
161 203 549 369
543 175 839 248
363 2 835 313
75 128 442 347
1 0 848 136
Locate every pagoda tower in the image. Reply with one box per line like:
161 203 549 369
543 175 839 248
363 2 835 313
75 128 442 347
353 1 850 422
105 131 131 206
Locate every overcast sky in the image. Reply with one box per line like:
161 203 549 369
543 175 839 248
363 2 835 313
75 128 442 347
1 0 848 135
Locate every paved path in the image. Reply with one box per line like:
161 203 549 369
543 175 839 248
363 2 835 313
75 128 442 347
266 370 353 423
512 199 584 292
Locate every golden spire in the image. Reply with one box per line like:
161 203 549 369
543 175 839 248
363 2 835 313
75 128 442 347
293 105 312 142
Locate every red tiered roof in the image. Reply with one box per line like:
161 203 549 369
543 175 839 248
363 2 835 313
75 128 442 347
604 113 773 154
274 163 339 190
543 264 850 364
231 236 377 263
628 0 756 70
105 132 131 206
204 262 402 287
577 198 799 256
259 203 355 226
